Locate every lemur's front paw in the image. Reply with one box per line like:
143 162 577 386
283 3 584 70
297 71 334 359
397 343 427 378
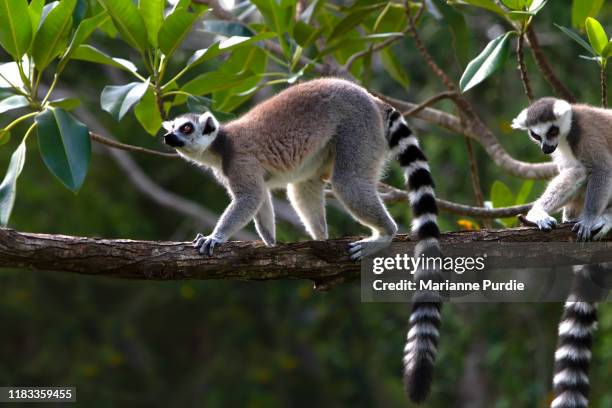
348 237 392 261
573 215 612 242
526 208 557 232
193 233 226 256
592 214 612 241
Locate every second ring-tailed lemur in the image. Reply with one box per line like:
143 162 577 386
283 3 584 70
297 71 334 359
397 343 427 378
163 78 442 403
512 97 612 408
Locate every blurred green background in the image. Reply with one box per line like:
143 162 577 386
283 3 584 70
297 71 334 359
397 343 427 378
1 1 611 407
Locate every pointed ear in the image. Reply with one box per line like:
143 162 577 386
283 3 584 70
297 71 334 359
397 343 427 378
162 121 173 131
553 99 572 118
511 108 528 130
198 111 219 135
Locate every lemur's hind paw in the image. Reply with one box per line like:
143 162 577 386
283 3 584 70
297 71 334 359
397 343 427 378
572 218 598 242
526 208 557 232
592 215 612 241
574 214 612 241
193 233 226 256
348 237 392 261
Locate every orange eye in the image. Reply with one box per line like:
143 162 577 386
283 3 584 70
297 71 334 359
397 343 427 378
180 123 194 134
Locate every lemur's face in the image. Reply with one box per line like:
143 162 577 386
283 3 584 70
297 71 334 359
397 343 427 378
511 98 572 155
162 112 219 154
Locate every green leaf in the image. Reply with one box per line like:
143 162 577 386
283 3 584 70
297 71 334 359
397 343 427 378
73 0 87 27
202 20 254 37
134 89 162 136
250 0 294 56
602 42 612 59
49 97 81 110
460 31 513 92
515 180 533 205
453 0 506 17
490 180 515 227
28 0 45 32
185 33 275 71
101 80 150 121
0 95 29 113
528 0 547 14
0 128 10 146
571 0 604 30
585 17 608 56
0 141 26 225
293 21 319 47
36 108 90 192
186 94 212 112
300 0 322 23
0 0 32 59
501 0 526 10
555 24 597 56
71 44 138 72
182 70 254 97
98 0 148 51
139 0 164 47
381 48 410 89
32 0 76 71
328 3 386 42
432 0 472 67
320 32 403 56
59 11 109 71
158 6 206 58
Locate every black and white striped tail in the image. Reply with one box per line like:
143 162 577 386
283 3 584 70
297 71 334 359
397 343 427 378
387 109 442 404
551 299 597 408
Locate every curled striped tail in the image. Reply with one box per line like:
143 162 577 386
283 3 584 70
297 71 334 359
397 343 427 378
387 108 443 403
551 300 597 408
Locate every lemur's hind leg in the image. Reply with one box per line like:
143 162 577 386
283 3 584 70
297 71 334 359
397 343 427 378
254 189 276 246
332 178 397 260
287 177 328 240
331 115 395 260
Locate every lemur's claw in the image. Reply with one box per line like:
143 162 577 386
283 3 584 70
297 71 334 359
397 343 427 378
193 234 224 256
348 243 363 260
525 208 557 232
592 215 612 241
347 239 393 261
573 219 595 242
536 217 556 232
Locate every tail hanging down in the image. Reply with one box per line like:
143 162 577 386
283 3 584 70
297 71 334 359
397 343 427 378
551 300 597 408
550 262 608 408
387 109 443 404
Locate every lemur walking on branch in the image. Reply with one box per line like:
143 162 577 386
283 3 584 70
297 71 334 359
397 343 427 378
162 78 443 403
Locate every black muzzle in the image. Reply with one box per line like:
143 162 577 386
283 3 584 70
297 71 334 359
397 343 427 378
164 133 185 148
542 144 556 154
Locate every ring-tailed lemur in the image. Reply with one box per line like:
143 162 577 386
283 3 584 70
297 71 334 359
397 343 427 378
162 78 442 403
512 97 612 408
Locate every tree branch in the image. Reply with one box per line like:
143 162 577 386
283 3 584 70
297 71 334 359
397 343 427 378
516 32 534 102
1 226 608 289
89 132 179 159
525 26 576 103
377 93 558 180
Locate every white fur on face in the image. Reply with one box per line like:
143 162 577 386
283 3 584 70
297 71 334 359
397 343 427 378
166 115 218 156
511 108 528 130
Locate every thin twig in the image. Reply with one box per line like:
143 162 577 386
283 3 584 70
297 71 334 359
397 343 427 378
327 184 533 218
344 31 407 71
401 91 458 117
525 26 576 103
517 32 534 102
601 64 607 108
463 136 490 228
89 132 179 159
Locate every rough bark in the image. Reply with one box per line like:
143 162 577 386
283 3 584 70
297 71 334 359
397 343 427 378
1 227 609 290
